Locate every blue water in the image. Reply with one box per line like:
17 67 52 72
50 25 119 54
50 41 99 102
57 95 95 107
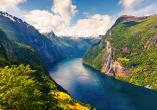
49 58 157 110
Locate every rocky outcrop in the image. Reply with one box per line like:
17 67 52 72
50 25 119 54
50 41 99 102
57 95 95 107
100 28 128 76
103 39 127 77
145 38 157 48
104 40 113 75
112 61 128 77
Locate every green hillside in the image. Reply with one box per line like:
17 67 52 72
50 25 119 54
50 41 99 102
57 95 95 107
0 29 91 110
83 15 157 90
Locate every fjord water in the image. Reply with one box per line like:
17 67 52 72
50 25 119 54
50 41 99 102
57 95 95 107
49 58 157 110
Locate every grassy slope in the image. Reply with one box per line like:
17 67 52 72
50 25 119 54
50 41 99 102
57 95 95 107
83 44 106 71
0 29 91 110
83 15 157 90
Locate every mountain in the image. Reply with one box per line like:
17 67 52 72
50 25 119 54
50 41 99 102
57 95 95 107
0 11 64 67
0 28 91 109
83 15 157 90
0 28 43 70
45 32 100 59
0 11 99 68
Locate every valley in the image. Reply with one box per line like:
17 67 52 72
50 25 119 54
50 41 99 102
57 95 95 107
1 0 157 109
0 12 95 110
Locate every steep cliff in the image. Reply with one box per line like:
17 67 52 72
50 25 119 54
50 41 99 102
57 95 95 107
83 15 157 89
0 29 44 69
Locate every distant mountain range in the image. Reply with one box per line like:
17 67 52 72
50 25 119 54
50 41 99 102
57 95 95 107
45 31 100 60
83 14 157 90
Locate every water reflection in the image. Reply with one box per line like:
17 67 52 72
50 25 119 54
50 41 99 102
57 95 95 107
49 58 157 110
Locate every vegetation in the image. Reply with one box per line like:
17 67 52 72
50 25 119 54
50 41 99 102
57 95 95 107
84 15 157 90
0 65 91 110
83 44 105 70
0 65 55 110
0 29 91 110
0 29 44 70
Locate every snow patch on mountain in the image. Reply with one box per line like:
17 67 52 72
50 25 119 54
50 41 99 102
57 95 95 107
0 11 16 22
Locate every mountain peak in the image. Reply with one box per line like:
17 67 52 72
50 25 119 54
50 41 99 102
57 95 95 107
116 15 148 24
0 11 32 28
45 31 56 37
0 11 16 22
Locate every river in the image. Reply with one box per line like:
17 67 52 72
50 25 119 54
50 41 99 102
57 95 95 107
49 58 157 110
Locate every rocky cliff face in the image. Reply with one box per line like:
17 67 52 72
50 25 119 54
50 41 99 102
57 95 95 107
100 36 127 77
104 40 113 75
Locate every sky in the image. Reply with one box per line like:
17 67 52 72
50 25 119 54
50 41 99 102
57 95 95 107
0 0 157 37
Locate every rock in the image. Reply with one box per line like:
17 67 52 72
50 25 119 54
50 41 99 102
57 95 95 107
112 61 128 77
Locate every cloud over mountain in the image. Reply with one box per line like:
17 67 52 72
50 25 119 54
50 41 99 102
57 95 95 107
119 0 157 16
119 0 144 9
25 0 77 36
1 0 157 37
71 14 113 37
25 0 112 37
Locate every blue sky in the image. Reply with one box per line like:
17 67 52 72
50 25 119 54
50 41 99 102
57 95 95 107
19 0 52 11
74 0 121 14
20 0 121 14
1 0 157 37
20 0 122 20
19 0 157 17
17 0 124 36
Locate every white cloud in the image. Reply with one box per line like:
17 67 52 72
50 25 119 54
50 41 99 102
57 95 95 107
52 0 77 26
119 0 135 8
25 10 54 33
119 3 157 16
119 0 144 9
25 0 78 36
0 0 27 19
0 0 25 11
25 11 72 35
24 0 113 37
71 14 113 37
118 0 157 17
